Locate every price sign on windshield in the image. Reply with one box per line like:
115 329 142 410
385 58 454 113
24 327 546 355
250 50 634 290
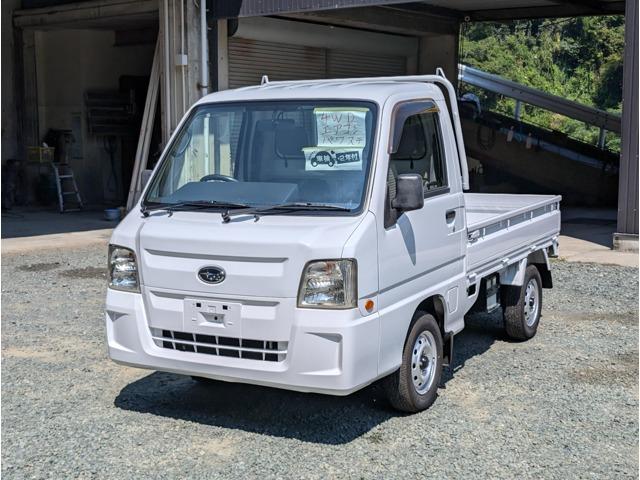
304 108 367 171
314 108 367 148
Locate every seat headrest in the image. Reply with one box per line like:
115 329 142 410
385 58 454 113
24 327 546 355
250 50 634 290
393 121 426 160
275 122 308 157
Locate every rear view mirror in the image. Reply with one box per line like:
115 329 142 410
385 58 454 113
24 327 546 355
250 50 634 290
392 174 424 213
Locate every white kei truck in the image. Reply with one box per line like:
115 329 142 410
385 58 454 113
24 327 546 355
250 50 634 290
106 71 561 412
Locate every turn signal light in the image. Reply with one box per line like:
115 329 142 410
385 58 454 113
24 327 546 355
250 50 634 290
364 299 375 312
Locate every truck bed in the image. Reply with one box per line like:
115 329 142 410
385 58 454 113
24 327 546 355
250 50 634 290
465 193 562 278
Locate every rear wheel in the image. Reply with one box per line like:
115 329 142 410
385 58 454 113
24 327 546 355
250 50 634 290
383 313 443 413
501 265 542 340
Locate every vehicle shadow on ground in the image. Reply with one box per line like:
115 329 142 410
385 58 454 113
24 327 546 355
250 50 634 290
114 311 504 445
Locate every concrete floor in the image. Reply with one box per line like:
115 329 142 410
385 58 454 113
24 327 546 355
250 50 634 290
559 208 638 267
2 206 118 238
1 206 638 267
2 207 115 255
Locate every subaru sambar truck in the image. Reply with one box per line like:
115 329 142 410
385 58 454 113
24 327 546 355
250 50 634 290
106 71 560 412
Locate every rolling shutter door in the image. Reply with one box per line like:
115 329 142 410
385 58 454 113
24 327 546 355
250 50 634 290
228 38 326 89
228 37 407 88
327 50 406 78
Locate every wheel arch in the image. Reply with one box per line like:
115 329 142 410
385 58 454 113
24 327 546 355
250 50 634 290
414 295 447 337
528 250 553 288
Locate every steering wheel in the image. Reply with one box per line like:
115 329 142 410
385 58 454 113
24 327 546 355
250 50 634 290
199 174 238 183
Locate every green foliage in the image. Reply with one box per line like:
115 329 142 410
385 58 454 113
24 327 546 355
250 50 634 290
460 16 624 152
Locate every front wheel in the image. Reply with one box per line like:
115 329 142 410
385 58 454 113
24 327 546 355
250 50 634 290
383 313 443 413
501 264 542 341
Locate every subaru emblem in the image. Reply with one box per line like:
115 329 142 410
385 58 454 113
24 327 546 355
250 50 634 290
198 266 226 284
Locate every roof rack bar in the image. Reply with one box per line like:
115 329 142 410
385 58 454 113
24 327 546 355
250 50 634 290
262 69 470 190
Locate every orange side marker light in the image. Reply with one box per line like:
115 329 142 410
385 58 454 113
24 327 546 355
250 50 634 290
364 299 375 312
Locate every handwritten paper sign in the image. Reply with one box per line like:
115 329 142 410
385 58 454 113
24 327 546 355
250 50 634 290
305 108 368 171
315 108 367 147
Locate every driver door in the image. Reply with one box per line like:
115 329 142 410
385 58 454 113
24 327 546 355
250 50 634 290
377 102 465 372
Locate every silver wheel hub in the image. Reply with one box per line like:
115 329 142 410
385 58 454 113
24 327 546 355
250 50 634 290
411 331 437 394
524 278 540 327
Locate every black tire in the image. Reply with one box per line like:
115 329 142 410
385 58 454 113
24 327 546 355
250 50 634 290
501 265 543 341
383 313 443 413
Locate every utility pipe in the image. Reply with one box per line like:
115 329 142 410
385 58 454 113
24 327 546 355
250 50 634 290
180 0 186 113
163 0 172 142
200 0 209 96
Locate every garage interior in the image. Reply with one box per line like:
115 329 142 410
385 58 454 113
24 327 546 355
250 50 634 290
5 1 158 210
2 0 637 250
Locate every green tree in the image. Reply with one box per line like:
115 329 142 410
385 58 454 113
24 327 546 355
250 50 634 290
460 16 624 151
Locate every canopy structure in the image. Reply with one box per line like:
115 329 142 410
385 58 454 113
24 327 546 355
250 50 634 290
211 0 625 20
8 0 637 241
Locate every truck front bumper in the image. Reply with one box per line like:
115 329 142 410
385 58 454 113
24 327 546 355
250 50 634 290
106 289 381 395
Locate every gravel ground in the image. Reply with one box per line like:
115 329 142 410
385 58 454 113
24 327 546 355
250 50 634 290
2 245 638 479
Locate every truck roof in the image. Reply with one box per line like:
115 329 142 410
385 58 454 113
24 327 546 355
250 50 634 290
196 79 444 105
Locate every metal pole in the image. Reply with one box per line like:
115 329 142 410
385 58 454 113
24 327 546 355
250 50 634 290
200 0 209 96
597 127 606 149
514 100 522 121
162 0 172 142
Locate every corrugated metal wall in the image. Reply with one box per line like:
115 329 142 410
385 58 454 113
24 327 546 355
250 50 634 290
228 37 406 89
326 50 406 78
228 38 326 88
618 0 639 235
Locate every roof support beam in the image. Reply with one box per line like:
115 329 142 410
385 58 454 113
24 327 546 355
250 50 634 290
211 0 415 19
552 0 608 13
464 2 625 21
282 6 459 36
14 0 158 28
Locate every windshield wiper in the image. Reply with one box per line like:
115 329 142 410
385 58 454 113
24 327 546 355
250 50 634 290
141 200 251 217
221 202 352 223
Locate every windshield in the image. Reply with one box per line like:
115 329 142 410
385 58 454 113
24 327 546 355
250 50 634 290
144 100 378 213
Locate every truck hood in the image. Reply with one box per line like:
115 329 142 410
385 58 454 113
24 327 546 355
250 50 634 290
135 211 364 298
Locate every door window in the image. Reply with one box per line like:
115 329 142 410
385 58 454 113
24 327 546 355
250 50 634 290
389 110 447 195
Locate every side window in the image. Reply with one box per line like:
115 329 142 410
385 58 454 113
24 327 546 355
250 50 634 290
389 110 447 195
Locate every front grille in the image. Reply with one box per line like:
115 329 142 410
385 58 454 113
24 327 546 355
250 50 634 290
151 329 287 362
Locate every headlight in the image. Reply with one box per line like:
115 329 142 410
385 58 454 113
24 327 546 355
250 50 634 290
108 245 140 292
298 259 357 309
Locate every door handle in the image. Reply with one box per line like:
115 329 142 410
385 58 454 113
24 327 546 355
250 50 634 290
445 209 456 223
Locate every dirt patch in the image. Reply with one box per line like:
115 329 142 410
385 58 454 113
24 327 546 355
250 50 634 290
17 262 61 272
551 312 639 325
446 383 491 422
59 266 106 279
198 437 236 459
569 351 639 385
2 346 59 362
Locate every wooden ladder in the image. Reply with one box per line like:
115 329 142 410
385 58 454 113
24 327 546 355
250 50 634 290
52 163 84 213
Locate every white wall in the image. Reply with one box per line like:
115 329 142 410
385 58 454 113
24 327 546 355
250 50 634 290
35 29 154 204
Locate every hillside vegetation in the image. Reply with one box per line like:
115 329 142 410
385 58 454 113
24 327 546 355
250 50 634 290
460 16 624 152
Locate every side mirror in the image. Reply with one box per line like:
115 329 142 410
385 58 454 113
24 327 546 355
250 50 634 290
392 174 424 213
141 169 153 189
